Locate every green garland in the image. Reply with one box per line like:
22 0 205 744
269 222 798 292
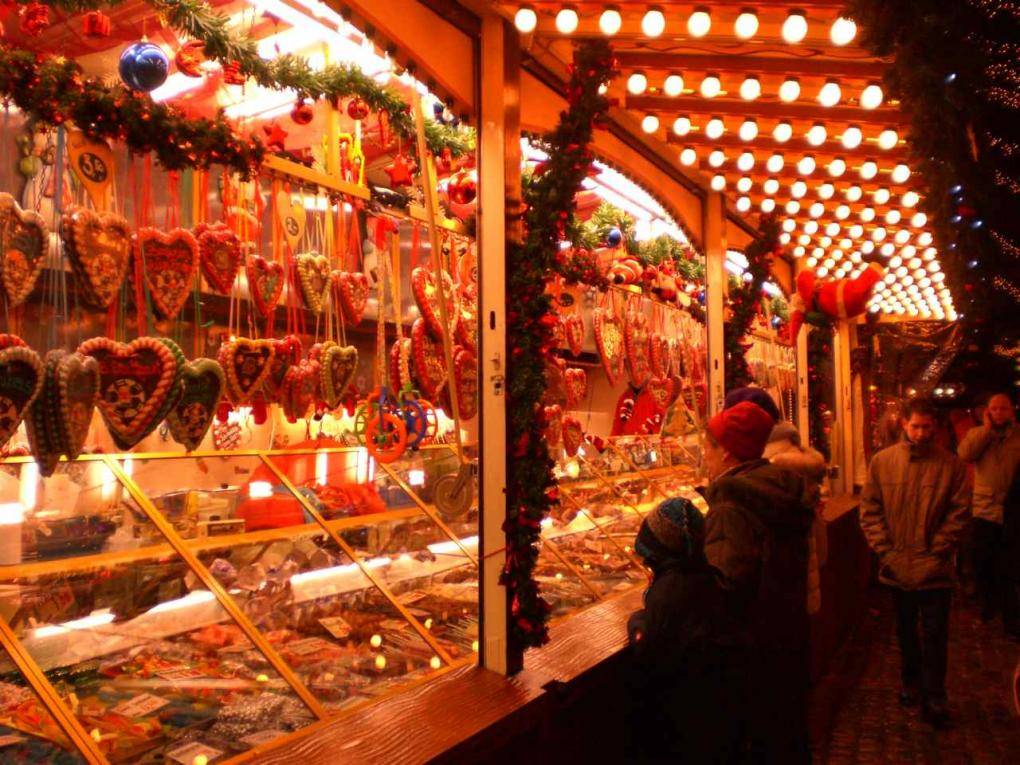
20 0 472 158
724 216 779 391
504 40 615 653
0 45 263 175
807 326 835 461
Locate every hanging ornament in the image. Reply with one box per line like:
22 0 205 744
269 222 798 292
119 42 170 93
20 3 50 37
347 97 370 121
448 170 477 205
82 10 111 38
606 227 623 247
262 122 288 153
174 40 206 78
384 154 416 188
221 61 246 86
290 98 314 126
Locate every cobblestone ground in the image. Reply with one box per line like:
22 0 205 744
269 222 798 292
811 589 1020 764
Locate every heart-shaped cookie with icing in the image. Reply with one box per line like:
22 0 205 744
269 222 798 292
0 343 43 449
565 367 587 409
454 296 478 354
218 337 275 405
333 270 370 325
624 309 651 388
649 332 671 378
453 346 478 420
296 252 332 314
0 193 48 307
282 359 319 422
646 375 676 410
135 227 200 320
593 307 625 386
167 358 225 451
62 206 132 308
311 341 358 409
543 404 563 447
563 313 585 356
77 336 181 450
247 256 284 318
196 222 242 295
562 416 584 457
27 350 99 476
263 334 301 404
410 318 447 399
411 266 459 340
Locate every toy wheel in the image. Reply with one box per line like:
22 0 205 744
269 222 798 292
402 399 428 448
434 464 474 520
365 412 407 464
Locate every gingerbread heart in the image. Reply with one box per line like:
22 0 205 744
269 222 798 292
593 308 625 386
263 335 301 404
196 222 242 295
624 309 652 388
218 337 275 405
0 193 48 307
333 270 370 325
282 359 319 422
565 367 587 409
167 358 225 451
77 336 181 450
455 296 478 354
27 350 99 476
411 266 459 340
247 256 285 318
646 376 676 410
62 206 132 308
543 356 567 406
453 346 478 420
563 313 585 356
0 344 43 449
562 416 584 457
649 332 671 378
312 341 358 409
411 318 447 399
543 404 563 447
0 334 26 351
135 227 200 320
296 252 332 314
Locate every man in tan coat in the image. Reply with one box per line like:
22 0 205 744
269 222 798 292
860 398 970 728
957 393 1020 626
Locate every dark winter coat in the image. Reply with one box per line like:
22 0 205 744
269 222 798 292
1004 471 1020 581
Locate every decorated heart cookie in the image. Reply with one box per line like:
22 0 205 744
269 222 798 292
646 375 676 410
212 420 241 451
649 332 671 379
135 227 200 320
218 337 275 405
247 256 285 318
196 222 242 295
543 404 563 448
27 350 99 476
333 270 370 325
454 296 478 354
453 346 478 420
562 416 584 457
593 308 625 386
263 335 301 404
282 359 319 422
411 266 459 340
167 358 225 451
0 193 48 307
296 252 332 314
62 206 132 308
311 341 358 409
565 367 587 409
563 313 585 356
0 343 43 449
410 318 447 399
543 356 567 406
77 336 182 450
624 309 651 388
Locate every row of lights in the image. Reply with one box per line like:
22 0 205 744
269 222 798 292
626 71 884 109
677 146 912 182
712 178 922 209
783 219 931 242
652 114 900 150
514 6 858 46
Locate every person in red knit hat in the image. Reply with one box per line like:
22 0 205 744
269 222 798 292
702 401 816 764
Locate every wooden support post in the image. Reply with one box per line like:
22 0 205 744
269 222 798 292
833 319 855 495
478 13 518 676
704 191 727 416
796 322 810 438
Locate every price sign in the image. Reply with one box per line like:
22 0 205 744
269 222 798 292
275 190 306 251
67 129 114 210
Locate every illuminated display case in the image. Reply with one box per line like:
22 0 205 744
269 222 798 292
0 445 477 763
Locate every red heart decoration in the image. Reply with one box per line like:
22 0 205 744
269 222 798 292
646 376 676 410
624 309 651 388
247 256 284 318
196 222 242 295
562 416 584 457
333 270 370 325
218 337 275 405
543 404 563 447
411 266 459 340
649 332 671 378
563 313 584 356
453 346 478 420
593 308 625 386
282 359 319 422
311 341 358 409
62 206 132 308
263 335 302 404
565 367 587 409
135 227 200 320
410 318 447 399
0 193 48 307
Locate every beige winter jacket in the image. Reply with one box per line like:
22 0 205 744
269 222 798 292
957 423 1020 525
860 440 970 590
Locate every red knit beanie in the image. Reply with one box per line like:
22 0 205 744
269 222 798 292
707 401 774 462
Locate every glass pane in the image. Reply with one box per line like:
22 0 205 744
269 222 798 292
0 642 85 763
377 448 479 537
0 459 163 566
267 449 395 520
331 513 478 661
535 541 598 619
122 455 315 540
195 529 447 712
0 542 316 762
542 513 645 597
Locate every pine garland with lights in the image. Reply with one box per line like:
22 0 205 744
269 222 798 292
807 325 836 461
0 45 263 175
504 40 615 653
724 216 779 391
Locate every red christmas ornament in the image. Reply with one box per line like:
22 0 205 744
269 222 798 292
384 154 416 187
221 61 245 86
20 2 50 36
262 122 288 152
448 170 477 205
175 40 206 78
347 97 370 121
82 10 111 38
290 99 314 125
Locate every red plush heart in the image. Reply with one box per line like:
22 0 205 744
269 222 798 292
333 270 370 325
411 266 459 340
564 367 587 409
196 222 242 295
649 332 671 378
593 308 625 386
247 256 285 318
562 416 584 457
624 309 651 388
410 318 447 399
453 346 478 420
135 227 200 320
563 313 584 356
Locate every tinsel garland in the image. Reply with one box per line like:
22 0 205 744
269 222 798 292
0 46 262 175
723 216 779 392
16 0 472 158
504 40 615 652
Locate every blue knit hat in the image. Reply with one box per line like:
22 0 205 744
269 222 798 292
635 497 706 569
724 386 781 423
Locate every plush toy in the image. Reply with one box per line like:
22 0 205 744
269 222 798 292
598 246 644 285
789 262 883 340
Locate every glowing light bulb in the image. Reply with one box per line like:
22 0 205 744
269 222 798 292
783 218 797 232
860 160 878 180
841 126 863 149
700 75 722 98
708 149 726 167
818 182 835 199
860 83 884 109
798 155 817 175
836 204 851 220
735 11 759 39
791 181 807 198
763 178 780 195
807 123 827 146
902 191 920 208
850 224 864 238
828 158 847 177
885 209 901 225
641 9 666 37
555 7 579 34
663 74 685 97
830 17 857 46
911 212 927 228
779 79 801 103
705 117 725 139
514 7 538 33
809 202 825 218
739 119 759 141
766 154 784 173
773 121 793 143
673 116 692 135
878 129 899 150
737 176 753 193
873 187 891 204
688 9 712 37
679 147 697 166
627 72 648 95
793 245 805 257
873 226 887 241
845 185 863 202
599 8 622 36
804 220 819 235
740 77 761 100
861 207 875 222
642 114 660 133
762 198 776 213
711 174 726 191
826 222 841 237
782 11 808 43
786 200 801 215
737 151 755 171
891 164 911 183
736 196 751 212
818 81 841 107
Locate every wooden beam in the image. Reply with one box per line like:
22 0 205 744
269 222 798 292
704 191 727 415
614 51 887 81
627 95 904 126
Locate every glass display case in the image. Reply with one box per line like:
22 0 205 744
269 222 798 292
0 445 478 763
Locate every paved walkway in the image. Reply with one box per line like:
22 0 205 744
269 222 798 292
811 589 1020 764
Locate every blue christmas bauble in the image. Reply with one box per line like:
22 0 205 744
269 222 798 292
606 227 623 247
119 42 169 92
